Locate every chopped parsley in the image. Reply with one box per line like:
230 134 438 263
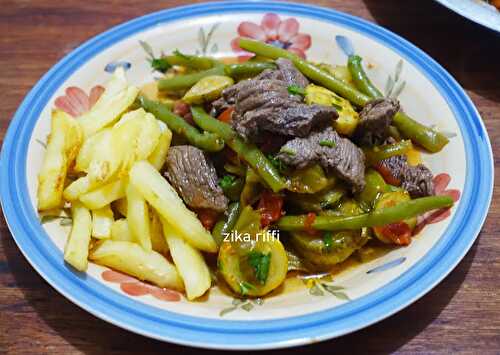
287 84 306 96
267 154 288 173
323 232 333 252
247 251 271 284
151 58 171 73
219 175 236 190
319 140 336 148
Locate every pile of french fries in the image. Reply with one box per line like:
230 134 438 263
37 68 217 300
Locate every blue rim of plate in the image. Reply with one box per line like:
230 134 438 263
0 1 493 350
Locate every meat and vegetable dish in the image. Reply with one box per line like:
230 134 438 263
37 38 455 301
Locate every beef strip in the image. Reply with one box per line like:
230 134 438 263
277 127 366 192
232 78 337 141
274 58 309 87
164 145 228 212
379 155 434 197
354 98 400 146
211 58 309 116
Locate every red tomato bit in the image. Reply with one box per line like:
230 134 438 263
258 190 284 228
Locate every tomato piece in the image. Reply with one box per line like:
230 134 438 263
374 162 401 186
196 208 219 231
303 212 320 236
374 222 412 246
173 100 195 125
257 190 284 228
218 107 234 123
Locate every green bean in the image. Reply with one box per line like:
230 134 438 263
239 39 450 153
220 176 245 201
138 96 224 152
364 140 413 165
224 61 276 79
238 38 370 106
356 169 390 210
164 52 218 70
393 112 449 153
276 195 453 231
191 106 287 192
212 202 241 246
348 55 383 98
158 66 225 92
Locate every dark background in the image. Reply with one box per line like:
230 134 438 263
1 1 499 354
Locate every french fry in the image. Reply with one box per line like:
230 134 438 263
113 197 128 217
38 110 83 210
79 68 139 137
129 161 217 253
79 179 126 210
91 205 114 239
149 209 169 255
64 201 92 271
89 240 184 290
126 183 152 250
110 218 134 242
74 129 111 173
148 125 172 171
162 219 211 300
63 175 92 201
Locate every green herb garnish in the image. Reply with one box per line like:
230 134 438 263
323 232 333 251
173 49 190 60
319 140 336 148
151 58 171 73
287 84 306 96
267 154 288 173
219 175 236 190
247 251 271 284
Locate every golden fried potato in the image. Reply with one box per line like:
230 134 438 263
126 183 152 250
162 219 211 300
38 110 83 210
64 201 92 271
90 240 184 290
91 205 114 239
129 161 217 253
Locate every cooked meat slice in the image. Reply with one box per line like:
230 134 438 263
212 59 308 116
164 145 228 212
354 98 400 146
277 127 366 192
275 58 309 87
379 155 434 197
231 78 337 141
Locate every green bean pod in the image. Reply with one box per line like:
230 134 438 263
393 112 449 153
347 55 383 98
139 96 225 152
224 61 277 79
191 106 287 192
364 140 413 166
276 195 453 232
212 202 241 246
163 53 218 70
158 65 225 92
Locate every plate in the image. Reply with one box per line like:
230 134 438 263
435 0 500 32
0 1 493 350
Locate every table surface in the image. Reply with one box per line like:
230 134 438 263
1 0 499 354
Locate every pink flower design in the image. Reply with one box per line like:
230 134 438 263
101 270 181 302
231 13 311 60
54 85 104 118
414 173 461 234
